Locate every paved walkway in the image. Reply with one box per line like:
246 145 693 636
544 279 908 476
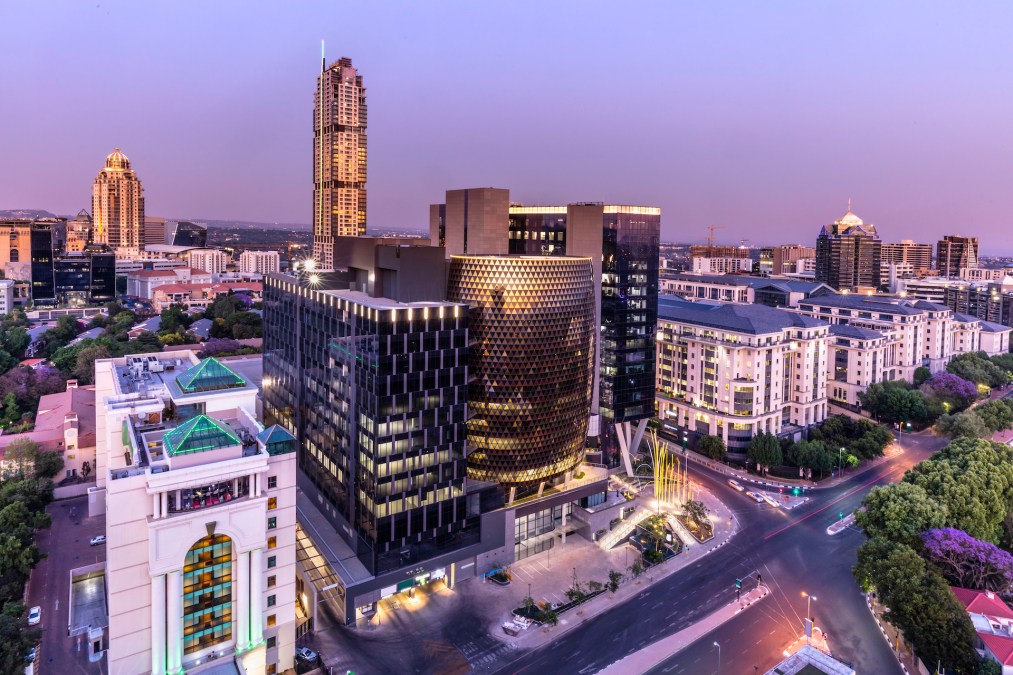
865 593 920 675
599 584 769 673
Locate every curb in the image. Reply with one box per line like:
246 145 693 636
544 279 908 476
864 594 911 675
826 513 856 535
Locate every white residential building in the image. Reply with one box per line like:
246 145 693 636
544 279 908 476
0 279 14 314
238 251 280 275
655 295 829 449
126 267 213 299
691 256 752 274
92 352 296 675
187 249 231 275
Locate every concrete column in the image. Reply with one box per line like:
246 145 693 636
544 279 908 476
235 550 250 651
249 548 264 644
151 574 166 675
152 493 161 519
161 491 168 517
165 570 183 673
561 508 567 544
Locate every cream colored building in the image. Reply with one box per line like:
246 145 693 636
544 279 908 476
187 249 231 275
655 296 829 449
92 352 295 675
238 251 280 275
93 148 144 248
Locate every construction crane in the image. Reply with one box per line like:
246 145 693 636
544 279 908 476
706 225 724 255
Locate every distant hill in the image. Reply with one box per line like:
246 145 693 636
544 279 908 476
0 209 58 219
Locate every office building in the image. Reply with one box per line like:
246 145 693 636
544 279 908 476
92 352 296 675
505 202 661 469
0 218 33 281
689 244 751 274
92 148 144 248
446 255 596 495
29 220 115 306
144 217 168 247
313 56 367 269
429 187 511 255
67 210 94 252
655 295 829 449
961 268 1013 283
263 272 505 625
167 220 208 248
943 280 1013 326
0 279 13 314
239 251 281 275
770 244 816 276
881 239 932 276
815 207 882 292
187 248 231 274
937 235 979 278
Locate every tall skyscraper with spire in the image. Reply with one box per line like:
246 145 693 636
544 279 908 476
92 148 144 248
313 52 367 269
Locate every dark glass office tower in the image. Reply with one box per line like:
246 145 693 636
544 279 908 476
262 275 479 575
30 223 56 304
168 221 208 247
815 208 882 292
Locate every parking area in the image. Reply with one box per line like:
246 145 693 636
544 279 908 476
25 495 106 675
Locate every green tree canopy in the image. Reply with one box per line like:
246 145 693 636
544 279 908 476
697 435 726 461
747 432 782 475
857 482 946 547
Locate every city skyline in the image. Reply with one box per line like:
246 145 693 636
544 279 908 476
6 2 1013 252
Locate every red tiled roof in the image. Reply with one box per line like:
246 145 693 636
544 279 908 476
980 632 1013 665
952 587 1013 621
128 269 179 278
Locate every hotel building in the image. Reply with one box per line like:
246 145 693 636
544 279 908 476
239 251 281 275
92 352 296 675
654 296 829 449
92 148 145 249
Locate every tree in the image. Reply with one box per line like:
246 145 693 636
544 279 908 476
2 439 39 479
628 560 645 583
914 366 932 387
0 327 29 358
607 569 624 593
936 412 988 440
159 304 189 335
922 372 980 410
225 311 262 339
978 659 1003 675
73 344 112 385
0 607 39 675
208 296 243 320
40 316 81 356
134 331 163 353
857 482 946 548
921 528 1013 594
684 499 709 529
697 435 726 461
973 399 1013 433
200 338 244 357
747 432 782 475
33 451 64 481
948 352 1011 388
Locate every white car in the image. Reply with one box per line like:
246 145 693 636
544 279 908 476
27 606 41 626
745 491 764 503
295 647 318 662
727 479 745 492
90 535 106 546
762 494 781 508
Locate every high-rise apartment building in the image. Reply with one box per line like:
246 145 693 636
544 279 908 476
815 208 882 291
655 296 829 449
92 352 297 675
187 248 230 274
239 250 280 275
881 240 932 271
92 148 144 248
937 235 979 278
313 56 367 268
446 255 595 495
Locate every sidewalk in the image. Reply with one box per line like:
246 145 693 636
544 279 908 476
486 480 740 654
599 584 770 673
865 593 920 675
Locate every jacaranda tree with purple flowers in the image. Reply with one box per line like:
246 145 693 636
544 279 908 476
920 372 979 409
922 528 1013 595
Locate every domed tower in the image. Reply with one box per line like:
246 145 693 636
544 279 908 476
92 147 144 248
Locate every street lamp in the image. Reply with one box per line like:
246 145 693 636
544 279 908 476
713 641 721 673
802 591 817 619
838 447 844 476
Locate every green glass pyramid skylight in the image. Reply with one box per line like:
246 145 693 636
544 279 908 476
257 424 296 456
176 357 246 394
164 414 241 456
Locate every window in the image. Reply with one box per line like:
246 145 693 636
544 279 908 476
267 476 277 489
268 517 277 530
267 575 276 588
267 594 276 607
267 556 276 569
267 665 277 675
268 536 277 550
267 614 276 627
268 497 277 510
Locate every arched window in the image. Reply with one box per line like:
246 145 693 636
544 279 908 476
182 534 232 655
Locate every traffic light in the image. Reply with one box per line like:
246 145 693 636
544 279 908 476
735 578 742 589
792 487 800 496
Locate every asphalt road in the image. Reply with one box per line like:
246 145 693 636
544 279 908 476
498 431 946 675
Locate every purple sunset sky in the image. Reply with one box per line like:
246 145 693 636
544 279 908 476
4 1 1013 252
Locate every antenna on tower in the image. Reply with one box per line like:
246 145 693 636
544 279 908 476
321 40 326 72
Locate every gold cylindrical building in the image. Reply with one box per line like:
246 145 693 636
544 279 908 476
447 255 595 491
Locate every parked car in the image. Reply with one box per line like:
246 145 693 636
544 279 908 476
295 647 318 663
745 491 764 503
27 606 41 626
25 646 37 663
90 535 106 546
727 479 745 492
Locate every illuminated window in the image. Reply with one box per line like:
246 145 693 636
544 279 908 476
268 497 277 510
267 575 276 588
268 536 277 549
182 534 232 655
267 614 277 627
